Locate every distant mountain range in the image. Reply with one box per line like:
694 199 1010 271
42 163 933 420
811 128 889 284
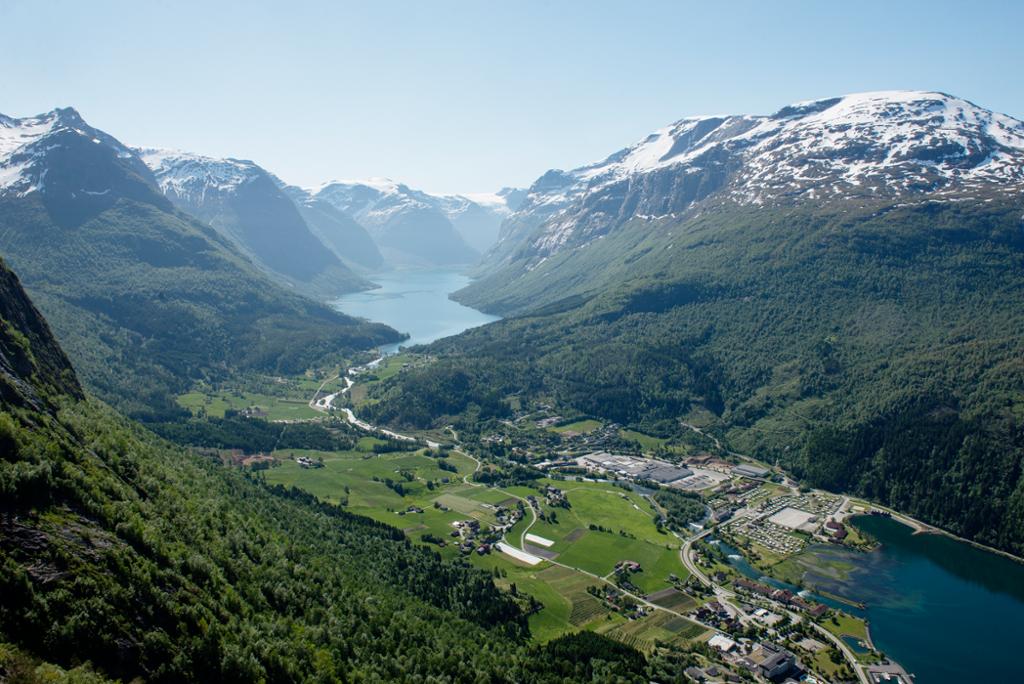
139 154 520 276
0 107 400 418
310 178 522 266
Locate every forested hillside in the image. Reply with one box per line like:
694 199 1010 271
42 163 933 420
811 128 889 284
365 197 1024 556
0 256 669 682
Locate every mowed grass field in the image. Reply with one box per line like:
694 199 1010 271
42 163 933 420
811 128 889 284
550 419 602 434
369 354 410 381
524 479 689 592
177 390 320 421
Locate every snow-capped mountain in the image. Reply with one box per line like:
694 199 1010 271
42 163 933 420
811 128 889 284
0 107 162 211
311 179 520 264
140 149 369 295
138 149 261 206
487 91 1024 264
440 187 526 253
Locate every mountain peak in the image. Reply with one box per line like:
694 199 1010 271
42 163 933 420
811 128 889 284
138 148 264 203
0 106 143 198
488 91 1024 262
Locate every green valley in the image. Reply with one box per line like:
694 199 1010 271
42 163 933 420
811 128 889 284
4 20 1024 682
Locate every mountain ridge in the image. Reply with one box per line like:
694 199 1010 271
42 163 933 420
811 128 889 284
466 90 1024 307
310 178 519 263
138 148 372 296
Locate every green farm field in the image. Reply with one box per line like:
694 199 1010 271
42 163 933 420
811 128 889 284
550 419 602 434
177 390 321 421
261 444 697 647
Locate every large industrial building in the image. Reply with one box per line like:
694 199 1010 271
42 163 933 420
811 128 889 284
577 452 693 484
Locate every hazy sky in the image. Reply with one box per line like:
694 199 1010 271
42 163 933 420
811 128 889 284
2 0 1021 194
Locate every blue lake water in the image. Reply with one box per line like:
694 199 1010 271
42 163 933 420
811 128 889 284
721 517 1024 682
834 516 1024 683
331 268 499 352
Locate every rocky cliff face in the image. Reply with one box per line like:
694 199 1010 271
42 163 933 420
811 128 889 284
0 257 81 411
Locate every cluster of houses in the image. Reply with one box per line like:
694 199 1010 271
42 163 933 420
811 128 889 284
710 504 735 524
695 600 743 634
491 504 524 534
449 519 493 555
238 406 268 419
733 578 828 618
542 485 567 507
587 584 649 620
614 560 642 573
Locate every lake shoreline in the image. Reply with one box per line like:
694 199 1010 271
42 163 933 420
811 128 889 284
866 505 1024 567
330 267 500 350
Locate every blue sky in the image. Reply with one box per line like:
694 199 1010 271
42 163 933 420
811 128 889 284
2 0 1021 194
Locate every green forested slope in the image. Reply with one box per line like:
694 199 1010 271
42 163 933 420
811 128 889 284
0 258 664 682
0 191 399 420
366 199 1024 555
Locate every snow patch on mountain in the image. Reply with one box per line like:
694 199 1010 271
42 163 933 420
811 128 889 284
0 113 60 158
498 91 1024 259
138 149 262 204
0 108 135 196
311 178 518 225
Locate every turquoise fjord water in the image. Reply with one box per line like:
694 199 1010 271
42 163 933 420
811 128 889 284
724 516 1024 682
331 268 499 352
838 516 1024 683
